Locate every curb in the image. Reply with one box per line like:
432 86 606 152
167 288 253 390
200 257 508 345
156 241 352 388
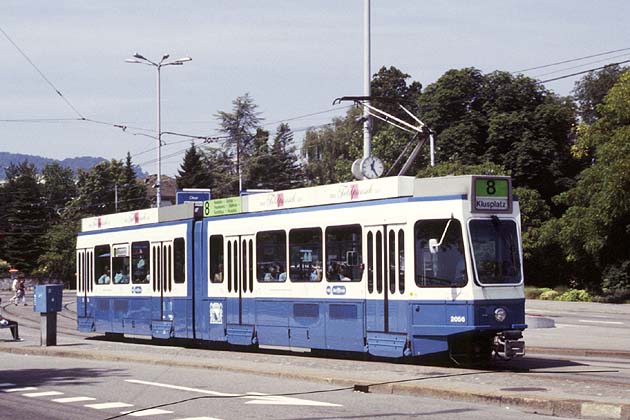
525 315 555 328
527 346 630 360
1 344 629 419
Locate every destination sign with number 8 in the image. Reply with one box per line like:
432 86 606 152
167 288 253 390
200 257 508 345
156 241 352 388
471 176 512 213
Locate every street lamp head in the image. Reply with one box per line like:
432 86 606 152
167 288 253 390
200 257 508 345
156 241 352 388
133 53 147 60
125 58 142 64
161 54 170 61
175 57 192 63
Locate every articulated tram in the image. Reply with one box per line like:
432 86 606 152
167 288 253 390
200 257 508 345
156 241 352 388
76 175 526 363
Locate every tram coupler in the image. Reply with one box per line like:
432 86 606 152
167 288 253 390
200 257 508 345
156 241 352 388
494 330 525 359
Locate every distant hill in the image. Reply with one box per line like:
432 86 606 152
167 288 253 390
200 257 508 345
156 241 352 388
0 152 147 179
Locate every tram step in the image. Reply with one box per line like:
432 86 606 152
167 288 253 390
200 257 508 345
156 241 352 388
77 317 95 332
367 332 407 358
227 324 255 346
151 320 173 339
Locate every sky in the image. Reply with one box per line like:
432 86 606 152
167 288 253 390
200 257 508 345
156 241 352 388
2 1 629 177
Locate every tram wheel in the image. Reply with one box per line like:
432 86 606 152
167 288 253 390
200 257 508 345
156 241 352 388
448 334 493 367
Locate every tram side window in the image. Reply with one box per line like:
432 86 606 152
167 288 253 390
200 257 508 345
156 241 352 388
174 237 185 284
256 230 287 282
289 228 323 282
95 245 111 285
414 219 467 288
112 244 130 284
325 224 362 282
209 235 224 283
131 241 150 284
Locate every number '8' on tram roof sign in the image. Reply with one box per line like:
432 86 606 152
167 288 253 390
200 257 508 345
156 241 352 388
471 176 512 213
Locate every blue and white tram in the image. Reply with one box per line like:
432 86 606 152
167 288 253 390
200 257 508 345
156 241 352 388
76 175 527 362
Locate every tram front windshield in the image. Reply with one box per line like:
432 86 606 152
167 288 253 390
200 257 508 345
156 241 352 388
469 219 522 285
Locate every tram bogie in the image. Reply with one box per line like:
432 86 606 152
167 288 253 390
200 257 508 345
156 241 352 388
76 175 527 362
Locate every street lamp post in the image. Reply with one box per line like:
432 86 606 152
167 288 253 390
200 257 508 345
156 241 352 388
125 53 191 208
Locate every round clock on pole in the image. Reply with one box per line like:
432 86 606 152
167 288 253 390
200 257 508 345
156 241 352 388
360 156 384 179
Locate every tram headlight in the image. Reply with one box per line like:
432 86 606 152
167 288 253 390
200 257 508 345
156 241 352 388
494 307 507 322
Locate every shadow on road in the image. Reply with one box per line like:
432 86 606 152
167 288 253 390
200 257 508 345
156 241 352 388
0 367 129 388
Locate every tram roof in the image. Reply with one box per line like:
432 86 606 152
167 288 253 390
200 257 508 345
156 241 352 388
80 175 509 232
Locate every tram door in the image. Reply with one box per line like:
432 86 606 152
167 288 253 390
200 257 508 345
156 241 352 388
225 235 255 326
76 248 93 317
150 240 175 322
365 224 406 333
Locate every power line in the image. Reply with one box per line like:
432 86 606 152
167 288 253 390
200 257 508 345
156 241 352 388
514 47 630 73
532 53 630 78
0 26 86 120
539 59 630 83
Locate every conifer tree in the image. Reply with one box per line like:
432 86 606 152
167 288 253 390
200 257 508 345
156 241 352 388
176 143 212 189
3 160 46 273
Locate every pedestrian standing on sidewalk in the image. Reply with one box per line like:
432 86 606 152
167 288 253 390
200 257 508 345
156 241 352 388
15 277 27 305
0 297 22 341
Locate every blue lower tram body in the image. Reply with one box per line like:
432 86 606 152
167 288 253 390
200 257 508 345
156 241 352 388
77 297 525 359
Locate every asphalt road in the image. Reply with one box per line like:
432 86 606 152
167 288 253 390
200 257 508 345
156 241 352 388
525 299 630 353
1 352 563 420
2 291 630 420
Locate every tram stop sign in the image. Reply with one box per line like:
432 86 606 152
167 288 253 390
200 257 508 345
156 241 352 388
176 189 211 205
471 176 512 213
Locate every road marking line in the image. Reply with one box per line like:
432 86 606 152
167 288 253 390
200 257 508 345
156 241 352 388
244 392 341 407
172 417 224 420
120 408 173 417
53 396 97 403
126 379 234 396
23 391 64 397
0 383 16 387
3 387 37 393
127 379 342 408
85 402 134 410
579 319 624 325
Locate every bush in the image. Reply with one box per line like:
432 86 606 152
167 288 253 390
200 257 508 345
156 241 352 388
539 289 560 300
556 289 592 302
602 261 630 293
525 286 544 299
593 289 630 304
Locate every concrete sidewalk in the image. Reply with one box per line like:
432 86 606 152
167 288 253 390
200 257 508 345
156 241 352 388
2 293 630 419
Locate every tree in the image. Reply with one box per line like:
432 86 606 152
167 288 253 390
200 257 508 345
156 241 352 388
2 160 47 273
302 107 363 185
176 143 212 190
370 66 422 133
243 128 274 190
301 66 424 185
215 93 263 194
573 64 628 124
73 160 123 216
204 148 238 199
117 152 149 212
548 70 630 291
37 217 79 286
418 68 580 204
269 123 304 190
41 162 77 224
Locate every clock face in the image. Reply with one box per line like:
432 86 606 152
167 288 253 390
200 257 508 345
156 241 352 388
361 157 384 179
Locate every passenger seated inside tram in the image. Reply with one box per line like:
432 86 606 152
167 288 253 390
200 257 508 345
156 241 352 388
328 261 350 281
309 264 322 281
277 265 287 281
97 267 111 284
114 267 129 284
213 263 224 282
263 264 278 281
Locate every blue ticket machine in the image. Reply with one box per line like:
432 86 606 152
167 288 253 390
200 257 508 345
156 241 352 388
34 284 63 346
